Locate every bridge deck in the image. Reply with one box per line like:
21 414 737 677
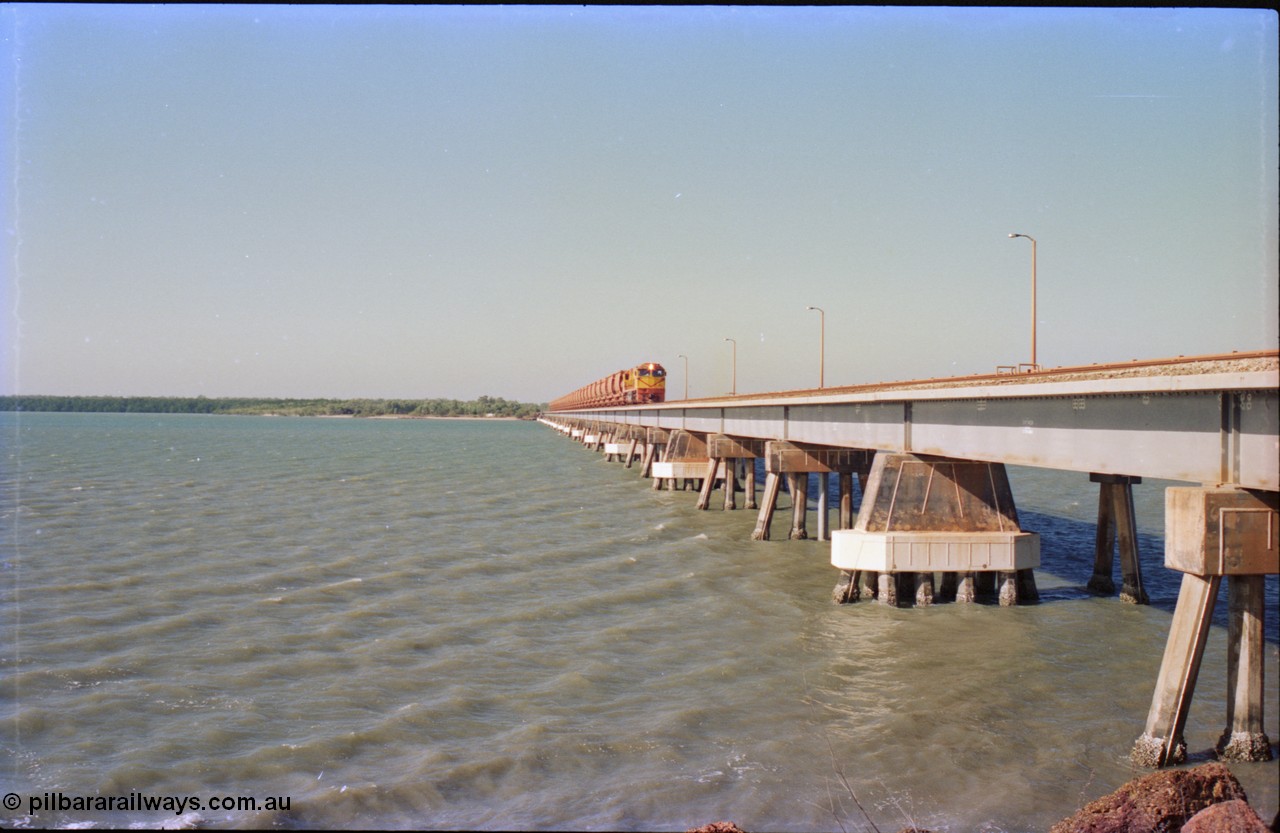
550 353 1280 491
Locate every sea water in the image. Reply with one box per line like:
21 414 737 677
2 412 1276 830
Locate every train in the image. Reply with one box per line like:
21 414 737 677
548 363 667 411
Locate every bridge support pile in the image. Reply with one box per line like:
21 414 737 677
1132 486 1278 767
1088 473 1149 604
830 452 1040 607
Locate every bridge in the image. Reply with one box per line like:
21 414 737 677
538 351 1279 770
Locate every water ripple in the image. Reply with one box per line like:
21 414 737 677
2 413 1276 831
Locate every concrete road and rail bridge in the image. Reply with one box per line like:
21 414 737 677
538 351 1279 770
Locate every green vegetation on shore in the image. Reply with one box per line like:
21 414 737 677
0 395 545 419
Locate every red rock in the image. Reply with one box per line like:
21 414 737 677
1049 762 1249 833
1182 798 1269 833
686 823 745 833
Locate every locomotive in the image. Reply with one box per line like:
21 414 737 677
548 363 667 411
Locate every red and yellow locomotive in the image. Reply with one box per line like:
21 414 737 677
548 363 667 411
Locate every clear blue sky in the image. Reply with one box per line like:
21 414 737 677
3 5 1276 402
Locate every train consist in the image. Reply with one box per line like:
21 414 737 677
548 363 666 411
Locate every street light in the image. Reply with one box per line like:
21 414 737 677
806 305 825 388
723 338 737 395
676 354 689 400
1008 233 1038 369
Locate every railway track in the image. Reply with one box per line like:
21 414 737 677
671 349 1279 402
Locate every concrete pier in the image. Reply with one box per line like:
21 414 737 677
830 452 1039 607
751 441 868 542
1132 486 1278 767
696 434 764 511
651 429 717 492
604 426 643 465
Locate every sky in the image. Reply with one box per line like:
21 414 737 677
2 5 1276 403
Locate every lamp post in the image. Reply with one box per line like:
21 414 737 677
806 305 825 388
676 354 688 400
1008 233 1038 369
723 338 736 395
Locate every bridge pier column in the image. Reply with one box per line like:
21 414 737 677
723 461 740 511
639 434 657 477
1088 473 1148 604
831 452 1039 607
838 472 855 530
695 458 719 509
751 472 783 541
936 570 958 603
876 572 898 607
915 571 935 606
644 428 669 488
788 474 809 540
1218 574 1270 761
858 570 879 600
817 472 831 541
834 458 875 603
1016 565 1039 603
1132 486 1277 767
997 571 1020 606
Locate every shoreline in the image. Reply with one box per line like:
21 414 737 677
323 414 529 421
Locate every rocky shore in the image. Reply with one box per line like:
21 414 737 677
687 762 1279 833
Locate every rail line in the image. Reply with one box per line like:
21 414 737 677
662 349 1278 403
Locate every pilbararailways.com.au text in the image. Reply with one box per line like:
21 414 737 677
8 791 292 816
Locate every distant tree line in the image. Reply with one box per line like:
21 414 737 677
0 394 545 419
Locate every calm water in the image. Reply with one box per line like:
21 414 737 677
2 412 1277 831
